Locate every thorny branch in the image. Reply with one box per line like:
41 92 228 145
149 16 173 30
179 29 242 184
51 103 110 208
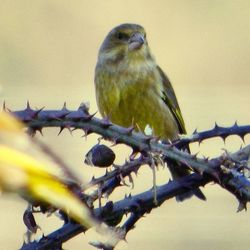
19 145 250 250
6 103 250 249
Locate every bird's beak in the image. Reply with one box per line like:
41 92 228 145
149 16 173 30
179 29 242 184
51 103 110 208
128 32 145 51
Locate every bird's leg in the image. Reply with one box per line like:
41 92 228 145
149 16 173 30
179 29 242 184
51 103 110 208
149 153 158 206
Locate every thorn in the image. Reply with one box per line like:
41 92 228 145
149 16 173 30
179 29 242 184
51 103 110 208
235 187 244 198
112 163 120 169
57 127 65 135
233 121 239 128
82 129 92 137
27 128 36 137
26 101 32 111
124 126 135 135
214 122 220 130
203 156 209 162
128 174 134 189
34 126 43 136
78 102 90 114
2 101 6 111
33 107 44 119
130 149 139 160
208 169 221 183
164 139 172 145
2 101 11 112
120 174 129 186
71 127 78 132
239 134 246 143
82 112 97 121
191 152 198 159
123 236 128 243
56 111 71 120
221 135 227 143
113 137 123 145
62 102 68 111
105 169 108 176
100 118 112 128
133 167 139 176
192 128 198 135
237 200 247 212
65 126 72 135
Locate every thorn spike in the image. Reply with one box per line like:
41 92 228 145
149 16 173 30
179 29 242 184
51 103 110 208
62 102 67 110
100 118 112 128
26 101 31 110
82 112 97 121
125 126 135 135
58 127 65 135
3 101 6 111
192 128 198 135
33 107 44 118
214 122 219 130
2 101 11 112
35 127 43 136
233 121 238 128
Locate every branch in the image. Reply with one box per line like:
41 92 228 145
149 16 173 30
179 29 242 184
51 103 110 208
19 143 250 250
20 172 208 250
175 122 250 148
11 105 250 199
7 104 250 249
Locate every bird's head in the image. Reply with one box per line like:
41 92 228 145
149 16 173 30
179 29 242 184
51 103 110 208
98 23 153 64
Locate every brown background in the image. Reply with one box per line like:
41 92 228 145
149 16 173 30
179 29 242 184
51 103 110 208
0 1 250 249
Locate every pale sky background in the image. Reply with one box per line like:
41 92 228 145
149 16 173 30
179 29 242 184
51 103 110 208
0 1 250 249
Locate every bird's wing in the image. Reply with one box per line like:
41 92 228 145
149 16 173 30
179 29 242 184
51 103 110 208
157 66 186 134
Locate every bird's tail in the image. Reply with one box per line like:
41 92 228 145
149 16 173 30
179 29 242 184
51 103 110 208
165 144 206 202
175 185 206 202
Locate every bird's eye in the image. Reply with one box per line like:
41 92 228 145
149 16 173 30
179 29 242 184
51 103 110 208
116 32 129 41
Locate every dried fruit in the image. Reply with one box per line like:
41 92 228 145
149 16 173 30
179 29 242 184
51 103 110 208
85 144 115 167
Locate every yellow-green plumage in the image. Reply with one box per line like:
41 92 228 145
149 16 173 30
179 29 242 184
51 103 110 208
95 23 205 201
96 63 179 139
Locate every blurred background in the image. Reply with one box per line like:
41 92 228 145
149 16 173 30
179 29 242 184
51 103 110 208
0 0 250 249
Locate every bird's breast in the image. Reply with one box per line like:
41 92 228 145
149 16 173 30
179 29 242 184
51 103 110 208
95 59 179 140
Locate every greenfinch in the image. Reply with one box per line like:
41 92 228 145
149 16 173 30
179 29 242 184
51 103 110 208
95 23 205 201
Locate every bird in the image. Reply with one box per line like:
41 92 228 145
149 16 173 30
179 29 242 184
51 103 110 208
94 23 205 201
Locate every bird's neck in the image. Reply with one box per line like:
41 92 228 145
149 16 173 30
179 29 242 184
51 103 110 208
99 50 157 77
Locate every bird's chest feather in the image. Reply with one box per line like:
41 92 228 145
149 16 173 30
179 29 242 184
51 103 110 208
96 59 178 139
96 59 159 118
109 70 164 130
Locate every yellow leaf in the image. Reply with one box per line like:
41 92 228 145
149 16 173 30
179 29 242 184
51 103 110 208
0 111 24 133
